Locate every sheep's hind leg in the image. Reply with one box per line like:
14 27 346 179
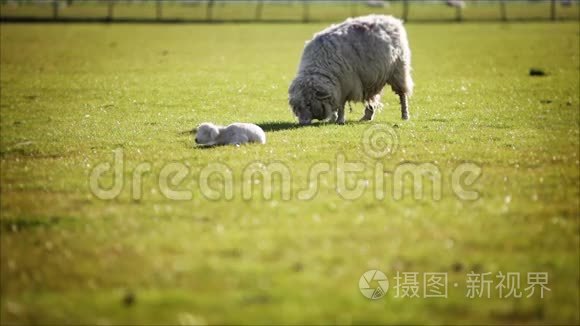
399 93 409 120
390 65 413 121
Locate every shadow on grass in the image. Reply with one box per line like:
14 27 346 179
257 121 302 132
181 120 375 138
0 216 64 232
184 120 382 149
257 120 366 132
262 120 382 130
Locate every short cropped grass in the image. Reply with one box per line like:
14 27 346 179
0 21 579 324
1 1 579 22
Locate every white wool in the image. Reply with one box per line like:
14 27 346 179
289 15 414 124
195 122 266 146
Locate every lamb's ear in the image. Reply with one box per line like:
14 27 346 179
208 125 219 139
315 90 331 100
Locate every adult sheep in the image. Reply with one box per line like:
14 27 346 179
289 15 414 125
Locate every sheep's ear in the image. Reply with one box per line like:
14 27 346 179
209 126 219 139
315 90 330 100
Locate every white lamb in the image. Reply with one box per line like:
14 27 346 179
289 14 414 125
194 122 266 146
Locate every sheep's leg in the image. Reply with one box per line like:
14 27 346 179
399 93 409 120
360 104 375 121
389 60 413 121
337 106 345 125
329 111 338 123
360 95 381 121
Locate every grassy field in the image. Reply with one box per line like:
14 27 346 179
0 19 579 325
1 1 579 22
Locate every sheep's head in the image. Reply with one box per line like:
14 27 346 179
195 123 220 146
289 77 336 125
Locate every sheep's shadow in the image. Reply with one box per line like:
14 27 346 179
258 121 304 132
257 120 362 132
183 120 384 149
256 120 380 132
179 121 307 135
182 120 375 139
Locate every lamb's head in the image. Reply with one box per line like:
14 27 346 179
289 76 336 125
195 123 220 146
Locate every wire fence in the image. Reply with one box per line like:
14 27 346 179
0 0 578 23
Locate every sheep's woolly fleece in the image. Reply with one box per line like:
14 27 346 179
289 14 414 125
195 123 266 146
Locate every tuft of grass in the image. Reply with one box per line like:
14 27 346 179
0 21 579 324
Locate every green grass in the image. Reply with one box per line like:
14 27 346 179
1 1 579 21
1 20 579 325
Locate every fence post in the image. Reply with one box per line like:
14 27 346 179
500 0 507 21
402 0 409 22
207 0 214 21
107 0 114 22
156 0 162 21
255 0 263 21
302 1 310 23
455 4 462 22
52 0 58 20
350 0 357 17
550 0 556 21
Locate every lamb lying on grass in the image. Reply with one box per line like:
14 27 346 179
289 14 414 125
194 122 266 146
